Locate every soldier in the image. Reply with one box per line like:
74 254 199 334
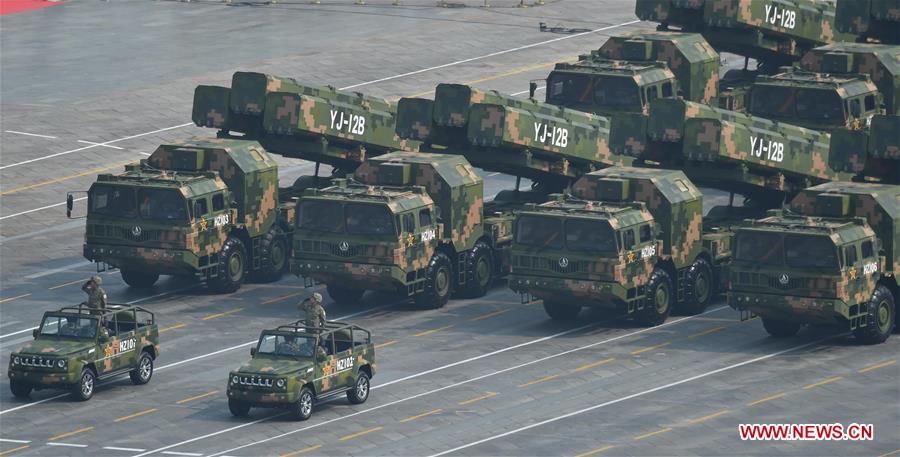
82 276 107 311
298 293 327 332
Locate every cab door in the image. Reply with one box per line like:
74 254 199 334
97 314 119 375
113 309 139 370
332 330 355 389
313 333 337 394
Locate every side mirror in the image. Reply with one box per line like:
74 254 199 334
66 194 74 218
32 329 38 338
529 81 538 99
250 347 256 356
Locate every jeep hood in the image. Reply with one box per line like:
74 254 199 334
236 356 313 376
14 338 92 357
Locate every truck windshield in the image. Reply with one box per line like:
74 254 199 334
346 203 395 236
298 201 396 236
735 231 839 270
751 86 844 122
39 315 98 339
516 215 563 249
298 200 344 232
566 218 618 252
137 189 187 221
796 90 844 122
593 76 642 109
735 231 783 265
256 333 316 358
547 73 642 110
90 185 137 218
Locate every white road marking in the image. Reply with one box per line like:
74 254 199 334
76 140 124 150
0 439 30 444
0 327 38 339
23 261 93 279
511 85 546 97
0 197 86 221
47 442 88 448
5 130 56 139
104 447 147 452
0 123 193 170
161 452 203 456
428 336 832 457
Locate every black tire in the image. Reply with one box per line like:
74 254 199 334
853 284 895 345
634 268 673 327
413 252 453 309
252 228 289 283
289 387 315 421
228 398 251 417
543 300 581 320
121 270 159 288
459 241 493 298
9 380 32 398
761 317 802 337
327 284 365 305
129 351 154 385
72 368 95 401
680 257 714 315
208 236 246 293
346 372 370 405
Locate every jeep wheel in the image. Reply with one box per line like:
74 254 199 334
252 228 289 283
72 368 95 401
289 387 315 421
209 236 246 293
460 241 493 298
347 372 370 405
853 285 895 345
228 398 251 417
130 351 154 385
634 268 672 327
543 300 581 320
121 270 159 289
414 252 452 309
327 284 365 305
9 380 32 398
680 257 713 315
761 317 802 337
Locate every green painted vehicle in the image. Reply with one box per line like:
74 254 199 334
8 304 159 401
226 320 375 420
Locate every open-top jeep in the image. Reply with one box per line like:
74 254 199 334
227 320 375 420
8 304 160 401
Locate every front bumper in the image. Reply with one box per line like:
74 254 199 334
508 274 627 307
727 290 848 324
226 387 298 406
8 369 73 388
84 243 199 275
292 259 405 292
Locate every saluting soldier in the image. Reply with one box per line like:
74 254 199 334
82 275 107 311
298 292 327 332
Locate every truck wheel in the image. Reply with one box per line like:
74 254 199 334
327 284 365 305
129 351 154 385
853 285 895 345
252 228 288 283
121 270 159 288
289 387 315 421
346 372 370 405
634 269 672 327
228 398 251 417
209 236 246 293
761 317 802 337
680 257 713 315
9 380 32 398
414 252 452 309
543 300 581 320
460 241 493 298
72 368 95 401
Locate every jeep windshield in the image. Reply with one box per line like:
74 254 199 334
298 201 396 236
547 73 642 111
750 86 844 123
39 314 98 339
565 218 618 252
256 332 316 358
735 231 839 270
516 215 563 249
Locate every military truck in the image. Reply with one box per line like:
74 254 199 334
293 151 516 308
835 0 899 44
8 304 159 401
727 182 899 344
73 138 295 292
227 320 374 420
508 167 740 325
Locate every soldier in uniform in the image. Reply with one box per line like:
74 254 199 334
298 292 327 332
82 276 107 311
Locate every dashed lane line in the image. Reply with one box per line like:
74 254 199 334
746 392 785 407
802 376 843 390
0 445 28 456
686 409 730 425
399 408 443 424
279 444 321 457
202 307 243 320
573 445 616 457
470 309 509 321
518 374 559 388
0 160 133 196
261 292 305 305
176 390 220 405
375 340 398 349
159 323 186 334
338 426 383 442
414 324 454 337
858 359 896 373
48 279 84 290
48 427 93 441
573 358 615 373
629 341 670 355
458 392 497 406
0 294 30 304
632 427 672 441
688 326 726 339
114 408 158 423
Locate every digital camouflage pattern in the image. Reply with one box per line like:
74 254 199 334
727 182 899 328
835 0 900 43
8 305 159 391
227 321 374 407
83 138 295 277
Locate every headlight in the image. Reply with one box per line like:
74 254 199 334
57 359 67 369
276 378 286 388
13 357 20 365
231 375 239 385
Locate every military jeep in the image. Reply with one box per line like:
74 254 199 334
227 320 375 420
8 304 160 401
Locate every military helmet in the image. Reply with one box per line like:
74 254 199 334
91 275 102 285
312 292 323 304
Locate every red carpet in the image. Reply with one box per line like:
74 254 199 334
0 0 62 15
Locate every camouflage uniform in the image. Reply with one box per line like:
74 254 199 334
82 276 107 311
298 292 326 332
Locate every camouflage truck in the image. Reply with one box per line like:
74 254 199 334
73 138 295 292
8 304 159 401
293 151 516 308
835 0 900 44
227 320 374 420
193 71 420 188
727 182 899 344
508 167 742 325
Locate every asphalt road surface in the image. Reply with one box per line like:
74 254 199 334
1 1 897 456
